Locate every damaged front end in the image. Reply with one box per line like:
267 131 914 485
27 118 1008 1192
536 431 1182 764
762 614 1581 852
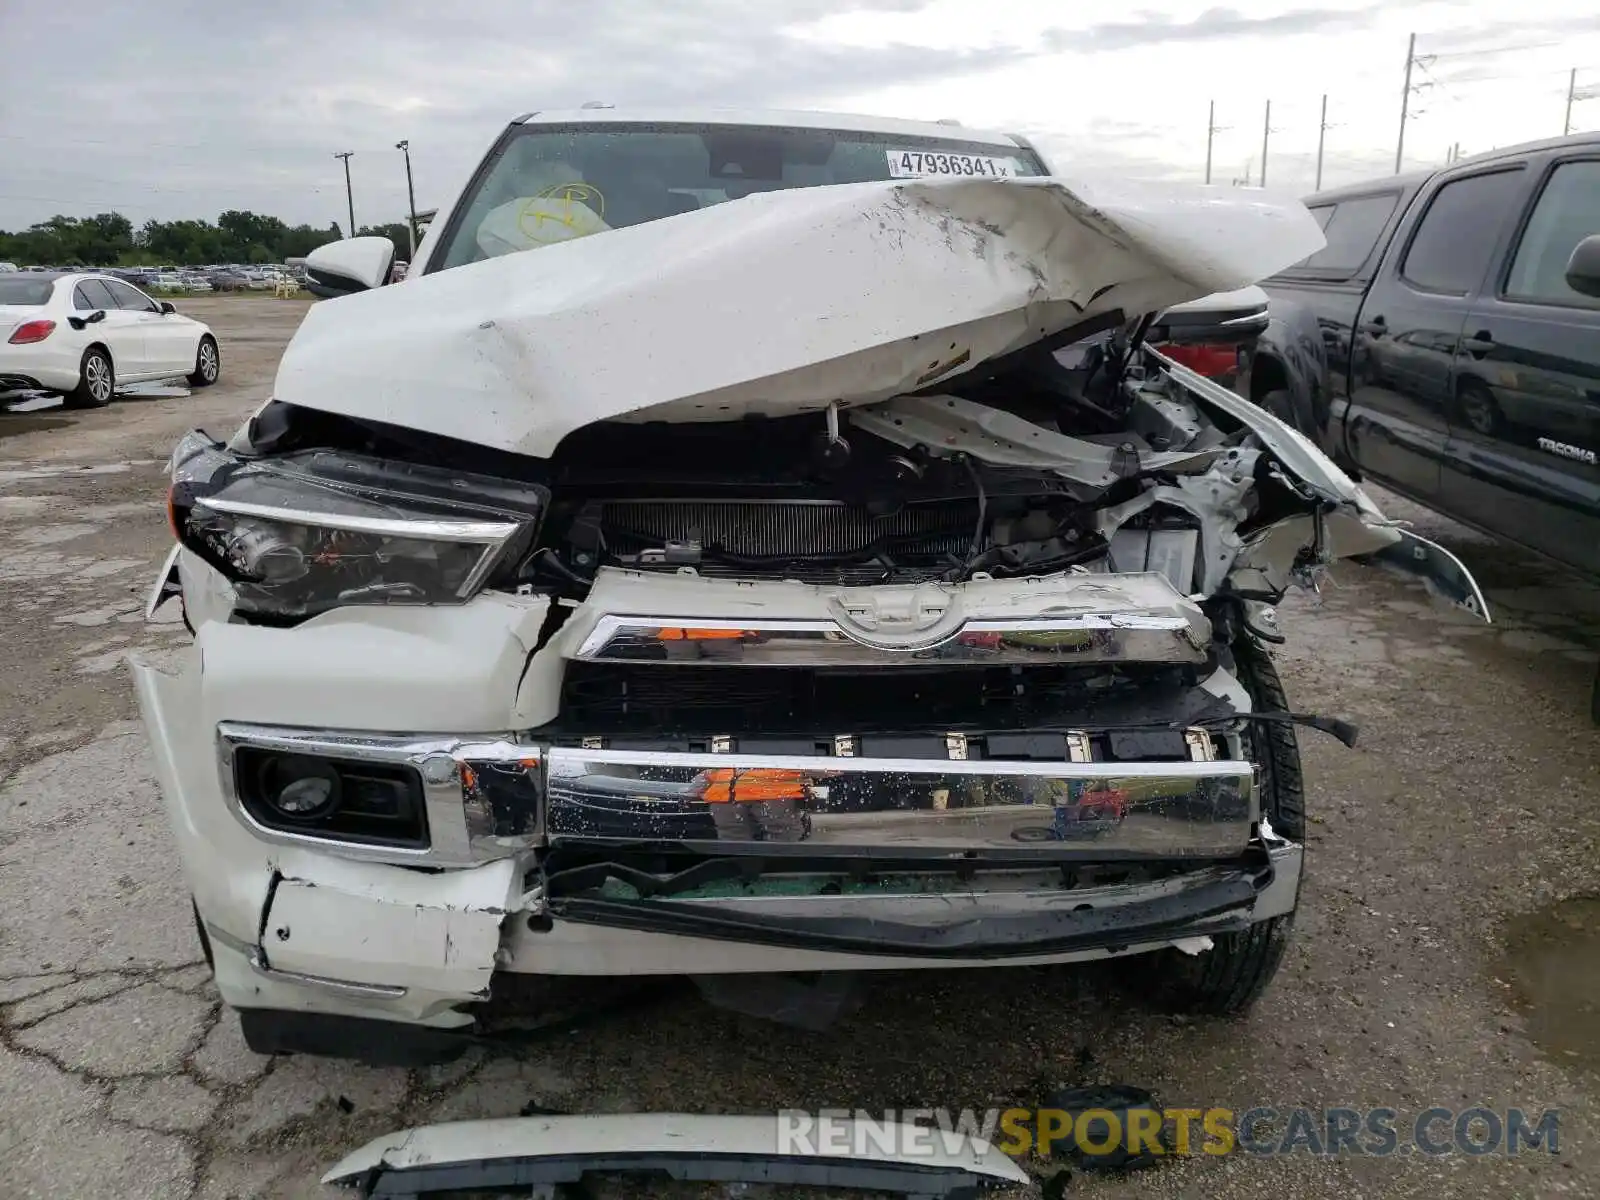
136 162 1486 1062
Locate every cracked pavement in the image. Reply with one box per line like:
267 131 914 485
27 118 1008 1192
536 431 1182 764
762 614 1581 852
3 296 1600 1198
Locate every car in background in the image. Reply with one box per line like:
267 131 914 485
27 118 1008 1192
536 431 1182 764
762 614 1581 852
0 271 221 407
1257 134 1600 718
0 262 17 273
207 270 250 292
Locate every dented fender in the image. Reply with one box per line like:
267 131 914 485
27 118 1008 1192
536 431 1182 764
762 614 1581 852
131 597 547 1024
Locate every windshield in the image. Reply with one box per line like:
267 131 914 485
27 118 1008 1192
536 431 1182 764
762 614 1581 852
431 122 1048 272
0 276 55 304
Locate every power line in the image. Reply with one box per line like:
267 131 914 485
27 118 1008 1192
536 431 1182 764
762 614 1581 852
1426 38 1565 61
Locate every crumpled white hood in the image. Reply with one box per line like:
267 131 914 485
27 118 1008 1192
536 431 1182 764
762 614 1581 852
274 175 1324 458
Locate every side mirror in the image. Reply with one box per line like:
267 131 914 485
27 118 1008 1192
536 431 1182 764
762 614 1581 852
67 309 107 331
1564 234 1600 299
159 301 177 315
304 236 396 299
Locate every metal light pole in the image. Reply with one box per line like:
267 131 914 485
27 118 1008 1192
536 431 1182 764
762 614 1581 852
1567 68 1578 135
396 140 418 258
334 152 355 238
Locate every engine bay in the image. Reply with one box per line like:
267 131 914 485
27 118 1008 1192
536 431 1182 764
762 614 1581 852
227 330 1349 623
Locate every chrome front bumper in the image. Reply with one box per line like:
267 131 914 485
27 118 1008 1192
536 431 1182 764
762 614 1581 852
545 745 1254 859
214 722 1256 865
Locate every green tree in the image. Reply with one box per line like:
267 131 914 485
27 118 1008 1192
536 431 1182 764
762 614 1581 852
1 210 346 266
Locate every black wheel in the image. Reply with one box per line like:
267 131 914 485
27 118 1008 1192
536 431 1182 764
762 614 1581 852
187 335 219 387
1140 637 1303 1015
64 346 113 409
1256 387 1317 438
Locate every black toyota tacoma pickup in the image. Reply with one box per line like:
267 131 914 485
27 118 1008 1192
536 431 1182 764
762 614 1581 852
1252 134 1600 716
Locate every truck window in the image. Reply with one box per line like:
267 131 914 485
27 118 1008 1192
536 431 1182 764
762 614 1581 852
1504 159 1600 307
1400 168 1525 295
1289 193 1396 275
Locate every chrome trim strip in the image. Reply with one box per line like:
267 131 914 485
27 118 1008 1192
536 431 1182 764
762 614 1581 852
545 746 1255 857
575 613 1203 663
195 497 522 544
549 746 1244 779
249 948 409 998
215 723 540 867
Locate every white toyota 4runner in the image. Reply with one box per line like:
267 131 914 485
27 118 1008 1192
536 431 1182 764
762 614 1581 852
138 108 1486 1064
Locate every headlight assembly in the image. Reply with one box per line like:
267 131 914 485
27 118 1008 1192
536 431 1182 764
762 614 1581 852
166 430 547 620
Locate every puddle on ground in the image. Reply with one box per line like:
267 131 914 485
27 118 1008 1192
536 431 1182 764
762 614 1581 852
1497 896 1600 1072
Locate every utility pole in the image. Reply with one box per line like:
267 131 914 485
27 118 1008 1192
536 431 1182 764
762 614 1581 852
1315 94 1330 191
1260 100 1272 187
396 140 418 258
334 152 355 239
1203 100 1228 183
1565 71 1600 134
1203 101 1228 185
1203 100 1216 183
1395 33 1434 173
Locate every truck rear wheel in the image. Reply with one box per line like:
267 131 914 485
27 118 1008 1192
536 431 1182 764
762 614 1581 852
1138 637 1303 1014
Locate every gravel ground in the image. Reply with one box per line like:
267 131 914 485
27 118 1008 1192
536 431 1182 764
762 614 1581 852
1 294 1598 1198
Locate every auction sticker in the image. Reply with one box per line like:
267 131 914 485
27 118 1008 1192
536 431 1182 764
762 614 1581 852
886 150 1023 178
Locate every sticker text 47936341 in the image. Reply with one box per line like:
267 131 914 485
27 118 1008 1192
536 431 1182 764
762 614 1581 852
886 150 1024 179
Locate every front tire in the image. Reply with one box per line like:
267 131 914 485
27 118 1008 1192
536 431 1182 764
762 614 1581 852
64 346 114 409
1140 637 1303 1015
187 335 219 387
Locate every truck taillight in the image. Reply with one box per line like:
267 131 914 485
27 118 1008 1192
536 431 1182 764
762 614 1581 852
1157 342 1239 379
7 319 55 344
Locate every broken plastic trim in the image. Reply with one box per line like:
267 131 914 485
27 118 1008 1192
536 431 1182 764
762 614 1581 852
324 1113 1030 1196
1195 709 1361 749
545 866 1266 959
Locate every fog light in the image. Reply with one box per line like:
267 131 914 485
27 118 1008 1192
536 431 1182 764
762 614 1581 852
233 747 428 849
257 755 340 822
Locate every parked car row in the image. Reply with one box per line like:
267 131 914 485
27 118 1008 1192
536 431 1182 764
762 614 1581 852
0 262 306 292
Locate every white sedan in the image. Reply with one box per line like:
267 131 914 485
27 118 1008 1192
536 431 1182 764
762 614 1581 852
0 271 220 407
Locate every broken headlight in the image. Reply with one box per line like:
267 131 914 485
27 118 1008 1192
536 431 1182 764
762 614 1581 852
166 431 547 620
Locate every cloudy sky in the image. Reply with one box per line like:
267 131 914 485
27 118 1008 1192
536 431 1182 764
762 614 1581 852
2 0 1598 232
